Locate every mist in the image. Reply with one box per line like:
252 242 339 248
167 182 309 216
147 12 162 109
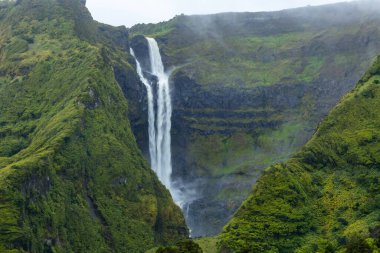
86 0 356 27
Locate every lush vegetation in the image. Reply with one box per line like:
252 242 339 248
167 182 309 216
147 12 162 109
0 0 187 252
146 237 219 253
194 237 218 253
155 240 203 253
1 1 378 252
130 3 380 236
219 57 380 252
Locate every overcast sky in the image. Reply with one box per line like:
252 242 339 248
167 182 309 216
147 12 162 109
86 0 351 28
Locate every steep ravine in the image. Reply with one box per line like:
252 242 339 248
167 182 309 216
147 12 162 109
129 2 380 236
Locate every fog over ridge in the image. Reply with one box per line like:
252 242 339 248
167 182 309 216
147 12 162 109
86 0 364 27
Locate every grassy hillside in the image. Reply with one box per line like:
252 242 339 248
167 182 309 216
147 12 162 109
130 2 380 236
0 0 187 252
219 57 380 252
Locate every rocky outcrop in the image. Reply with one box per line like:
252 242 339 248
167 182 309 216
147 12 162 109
168 72 364 236
114 63 150 157
130 35 151 72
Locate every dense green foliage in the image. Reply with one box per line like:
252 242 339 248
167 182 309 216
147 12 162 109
130 3 380 236
0 0 187 252
194 237 218 253
156 240 203 253
146 237 219 253
219 56 380 252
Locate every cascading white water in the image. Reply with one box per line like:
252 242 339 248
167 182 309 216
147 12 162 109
130 38 174 194
146 37 173 189
131 38 199 236
129 48 157 173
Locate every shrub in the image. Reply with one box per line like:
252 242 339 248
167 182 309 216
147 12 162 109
156 240 203 253
345 235 372 253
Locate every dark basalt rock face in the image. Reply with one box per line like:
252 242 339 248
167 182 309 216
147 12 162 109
127 2 380 237
130 35 151 72
169 73 358 236
114 64 150 158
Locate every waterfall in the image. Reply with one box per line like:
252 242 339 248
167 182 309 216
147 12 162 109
130 38 174 195
129 48 157 173
131 38 200 236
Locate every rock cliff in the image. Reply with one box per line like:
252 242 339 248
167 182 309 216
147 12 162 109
129 1 380 236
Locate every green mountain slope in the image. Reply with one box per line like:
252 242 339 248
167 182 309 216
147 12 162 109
0 0 187 252
219 57 380 252
130 2 380 236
